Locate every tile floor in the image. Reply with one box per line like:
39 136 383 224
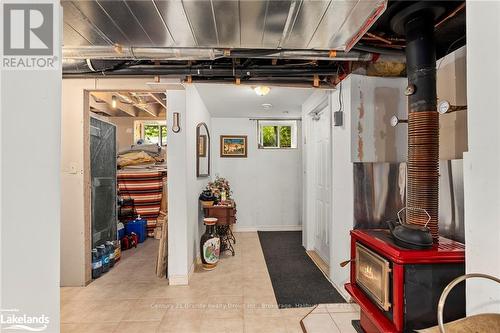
300 304 360 333
61 232 359 333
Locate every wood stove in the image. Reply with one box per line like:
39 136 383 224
345 230 465 333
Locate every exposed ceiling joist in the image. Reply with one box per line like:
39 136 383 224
117 92 159 117
89 95 116 116
91 92 137 117
149 93 167 109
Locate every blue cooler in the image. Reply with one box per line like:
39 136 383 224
117 222 125 240
125 217 147 243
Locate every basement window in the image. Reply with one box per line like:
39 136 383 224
135 121 167 146
258 120 298 149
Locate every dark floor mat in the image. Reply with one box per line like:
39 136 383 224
258 231 346 308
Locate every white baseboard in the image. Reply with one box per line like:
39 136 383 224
168 274 189 285
169 257 197 286
233 225 302 232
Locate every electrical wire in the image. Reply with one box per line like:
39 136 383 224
436 35 466 72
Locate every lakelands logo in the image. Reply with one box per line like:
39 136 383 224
1 2 58 70
0 309 49 331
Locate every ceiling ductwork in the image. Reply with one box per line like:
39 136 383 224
61 0 387 51
62 47 376 62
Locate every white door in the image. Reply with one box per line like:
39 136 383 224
310 107 331 263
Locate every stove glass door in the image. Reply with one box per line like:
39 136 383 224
355 243 392 311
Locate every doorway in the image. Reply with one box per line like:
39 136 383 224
87 89 168 283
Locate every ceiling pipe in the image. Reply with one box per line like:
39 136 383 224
62 46 375 62
63 63 341 77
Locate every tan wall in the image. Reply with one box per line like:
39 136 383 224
105 116 160 152
437 46 468 160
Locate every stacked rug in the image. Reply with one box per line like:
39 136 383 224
117 169 167 236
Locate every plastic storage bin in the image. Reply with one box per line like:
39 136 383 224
125 218 147 243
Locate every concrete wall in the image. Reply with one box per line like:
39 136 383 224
60 78 165 286
211 117 303 231
464 1 500 314
0 2 61 330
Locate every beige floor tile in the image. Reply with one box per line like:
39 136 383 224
81 300 135 323
326 302 359 313
301 313 340 333
159 298 208 318
283 316 305 333
311 304 329 314
202 295 244 319
203 318 244 333
157 313 202 333
61 233 287 332
122 299 170 322
280 306 315 318
329 311 360 333
113 321 160 333
61 300 95 323
244 316 287 333
61 323 119 333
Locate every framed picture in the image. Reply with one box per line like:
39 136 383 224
220 135 247 158
198 134 207 157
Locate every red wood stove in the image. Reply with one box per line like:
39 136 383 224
345 229 465 333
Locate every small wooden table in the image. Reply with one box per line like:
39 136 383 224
203 202 237 255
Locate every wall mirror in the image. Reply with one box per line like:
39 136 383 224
196 122 210 177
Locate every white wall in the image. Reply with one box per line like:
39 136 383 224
165 89 189 283
330 79 354 300
0 2 61 330
185 86 212 271
165 85 213 284
464 1 500 314
211 118 303 231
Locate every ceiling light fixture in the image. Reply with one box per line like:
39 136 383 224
254 85 271 96
111 95 117 109
262 103 273 110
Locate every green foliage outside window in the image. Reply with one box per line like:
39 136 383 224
261 125 292 148
262 126 278 147
144 124 167 146
280 126 291 148
144 125 159 144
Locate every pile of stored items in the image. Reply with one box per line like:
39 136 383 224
117 169 167 238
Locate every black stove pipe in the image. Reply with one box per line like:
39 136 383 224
404 10 440 240
405 12 437 112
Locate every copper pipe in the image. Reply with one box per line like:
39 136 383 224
435 3 465 29
365 32 392 45
405 11 440 241
407 111 440 240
